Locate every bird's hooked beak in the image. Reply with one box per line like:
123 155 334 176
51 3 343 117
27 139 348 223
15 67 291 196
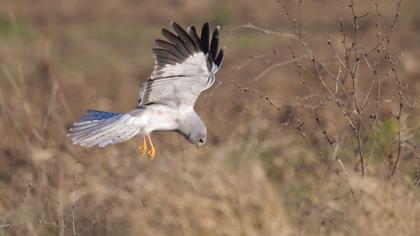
196 139 205 148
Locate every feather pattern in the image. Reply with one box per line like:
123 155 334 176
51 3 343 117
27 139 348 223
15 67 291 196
187 26 201 50
68 110 141 147
139 21 224 107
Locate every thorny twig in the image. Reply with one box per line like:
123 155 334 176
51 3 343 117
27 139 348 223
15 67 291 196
348 0 365 175
252 55 307 82
233 50 279 70
388 0 403 180
229 23 296 39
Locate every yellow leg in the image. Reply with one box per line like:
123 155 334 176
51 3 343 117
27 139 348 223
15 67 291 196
146 134 156 160
138 136 148 156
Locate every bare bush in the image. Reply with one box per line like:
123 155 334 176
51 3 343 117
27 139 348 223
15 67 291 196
234 0 419 183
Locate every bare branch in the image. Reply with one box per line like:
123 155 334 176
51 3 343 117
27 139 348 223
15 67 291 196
229 23 296 39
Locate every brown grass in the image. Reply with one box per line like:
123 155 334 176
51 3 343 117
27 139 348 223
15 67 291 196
1 0 420 235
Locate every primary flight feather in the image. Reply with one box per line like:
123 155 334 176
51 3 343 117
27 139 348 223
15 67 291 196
67 21 224 159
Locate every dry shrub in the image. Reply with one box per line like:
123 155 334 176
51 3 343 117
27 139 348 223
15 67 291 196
233 0 418 180
295 175 420 236
0 144 290 235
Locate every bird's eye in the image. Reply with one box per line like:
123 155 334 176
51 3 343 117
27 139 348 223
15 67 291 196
198 139 204 143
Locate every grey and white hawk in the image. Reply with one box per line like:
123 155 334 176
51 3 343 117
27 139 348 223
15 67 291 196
68 21 224 159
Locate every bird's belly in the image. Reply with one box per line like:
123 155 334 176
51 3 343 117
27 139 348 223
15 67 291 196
131 105 181 134
145 113 178 132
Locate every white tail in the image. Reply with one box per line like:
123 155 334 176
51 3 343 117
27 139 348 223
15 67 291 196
68 110 140 147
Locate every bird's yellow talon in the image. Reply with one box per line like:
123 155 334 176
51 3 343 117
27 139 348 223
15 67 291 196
137 135 156 159
146 134 156 160
138 137 148 156
148 148 156 160
139 146 147 156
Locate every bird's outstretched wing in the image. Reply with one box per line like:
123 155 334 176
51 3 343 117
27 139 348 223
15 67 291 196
138 21 224 107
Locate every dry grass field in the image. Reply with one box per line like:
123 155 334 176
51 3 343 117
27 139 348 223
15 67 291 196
1 0 420 235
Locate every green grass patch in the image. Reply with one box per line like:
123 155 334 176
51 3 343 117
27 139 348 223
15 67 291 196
0 17 31 40
363 118 399 161
79 23 154 46
229 32 262 50
210 3 233 25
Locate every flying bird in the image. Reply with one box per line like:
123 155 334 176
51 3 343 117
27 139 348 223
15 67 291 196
67 21 224 159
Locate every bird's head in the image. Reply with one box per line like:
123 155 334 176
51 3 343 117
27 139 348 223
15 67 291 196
178 112 207 148
186 122 207 148
192 131 207 148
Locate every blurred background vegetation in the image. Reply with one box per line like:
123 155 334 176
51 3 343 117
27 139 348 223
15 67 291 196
1 0 420 235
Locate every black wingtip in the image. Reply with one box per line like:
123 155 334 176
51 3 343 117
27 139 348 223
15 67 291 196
210 26 220 60
202 22 209 29
201 23 210 54
154 21 223 70
215 47 224 67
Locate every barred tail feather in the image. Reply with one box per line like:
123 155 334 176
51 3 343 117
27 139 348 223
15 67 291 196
68 110 140 148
